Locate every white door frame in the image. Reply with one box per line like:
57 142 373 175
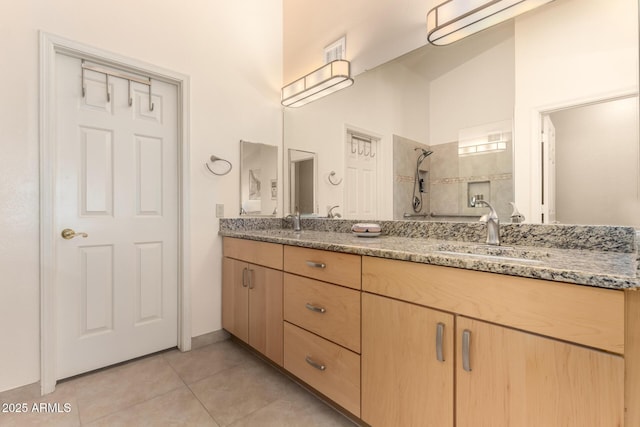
39 32 191 395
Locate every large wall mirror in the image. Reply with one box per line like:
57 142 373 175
283 0 639 226
240 140 278 216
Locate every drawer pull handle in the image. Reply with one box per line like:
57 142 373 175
305 261 326 269
305 356 326 371
436 322 445 362
462 329 472 372
305 303 326 314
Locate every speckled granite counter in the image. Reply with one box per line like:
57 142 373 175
219 218 639 290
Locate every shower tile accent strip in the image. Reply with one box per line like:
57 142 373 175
219 218 638 290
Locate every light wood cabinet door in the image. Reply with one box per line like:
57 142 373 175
362 293 454 427
222 257 249 343
456 316 624 427
222 257 283 366
248 264 283 366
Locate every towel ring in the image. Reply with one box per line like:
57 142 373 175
206 155 232 176
328 171 343 186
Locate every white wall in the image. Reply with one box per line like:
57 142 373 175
0 0 282 392
514 0 638 221
552 97 640 226
429 23 514 145
283 0 438 82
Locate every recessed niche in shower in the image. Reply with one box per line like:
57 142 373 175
467 181 490 207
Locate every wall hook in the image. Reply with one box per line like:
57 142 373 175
328 171 343 185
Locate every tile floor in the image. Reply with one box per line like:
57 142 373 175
0 339 356 426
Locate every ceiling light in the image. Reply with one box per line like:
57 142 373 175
281 60 354 108
426 0 554 46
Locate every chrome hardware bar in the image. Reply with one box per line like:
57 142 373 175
81 61 153 110
247 268 254 289
241 268 248 288
305 261 326 269
436 322 445 362
462 330 472 372
61 228 88 240
403 213 429 218
430 213 480 218
305 303 326 314
305 356 326 371
82 62 152 86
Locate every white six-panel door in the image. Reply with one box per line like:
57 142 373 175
54 53 178 379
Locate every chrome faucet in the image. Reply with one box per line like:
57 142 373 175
327 205 342 219
471 196 500 245
285 211 301 232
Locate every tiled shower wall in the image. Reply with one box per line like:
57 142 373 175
393 135 431 220
393 136 514 221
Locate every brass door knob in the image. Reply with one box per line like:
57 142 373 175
61 228 88 240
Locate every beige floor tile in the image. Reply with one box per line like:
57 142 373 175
189 358 298 426
164 340 254 384
228 385 356 427
85 386 218 427
67 354 185 424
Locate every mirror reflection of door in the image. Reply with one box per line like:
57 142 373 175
240 140 278 216
542 96 640 226
289 149 317 214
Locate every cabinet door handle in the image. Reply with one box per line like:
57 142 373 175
305 260 326 269
247 268 254 289
241 267 248 288
436 322 445 362
462 329 472 372
305 356 326 371
305 303 327 314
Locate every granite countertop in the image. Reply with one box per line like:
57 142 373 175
219 219 639 290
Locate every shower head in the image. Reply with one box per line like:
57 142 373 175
414 147 433 156
415 148 433 164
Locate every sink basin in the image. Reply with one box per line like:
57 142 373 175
434 243 549 264
258 229 304 238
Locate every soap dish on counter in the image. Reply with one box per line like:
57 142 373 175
351 223 381 237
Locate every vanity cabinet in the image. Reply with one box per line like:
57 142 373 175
456 316 624 426
222 238 284 366
282 246 362 416
362 293 454 427
362 255 626 427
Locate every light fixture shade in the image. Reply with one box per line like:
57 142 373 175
426 0 554 46
281 60 354 108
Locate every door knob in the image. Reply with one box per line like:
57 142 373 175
61 228 88 240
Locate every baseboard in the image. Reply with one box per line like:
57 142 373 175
191 329 230 350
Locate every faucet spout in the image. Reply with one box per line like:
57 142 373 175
471 197 500 245
327 205 341 219
285 211 301 232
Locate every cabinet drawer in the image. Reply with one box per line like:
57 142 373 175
284 246 361 289
284 322 361 417
223 237 283 270
284 273 361 353
363 256 624 354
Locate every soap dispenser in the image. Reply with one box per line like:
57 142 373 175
509 202 525 223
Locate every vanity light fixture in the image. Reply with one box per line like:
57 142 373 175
281 60 354 108
426 0 554 46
